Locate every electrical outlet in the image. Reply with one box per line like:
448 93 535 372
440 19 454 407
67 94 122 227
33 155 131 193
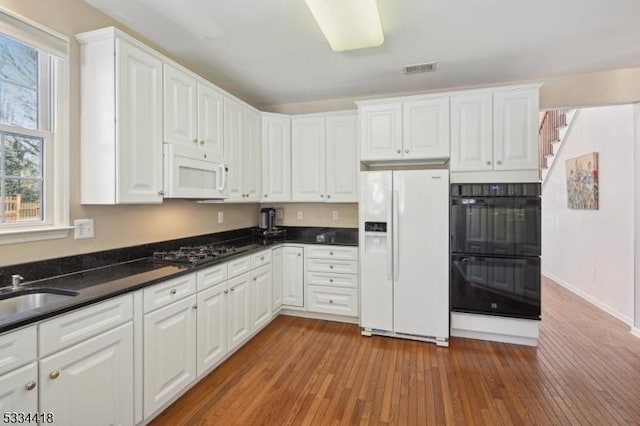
297 211 304 220
332 210 339 220
276 208 284 220
74 219 94 240
218 211 224 224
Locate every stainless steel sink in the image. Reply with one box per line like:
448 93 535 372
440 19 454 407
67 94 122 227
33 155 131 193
0 288 79 316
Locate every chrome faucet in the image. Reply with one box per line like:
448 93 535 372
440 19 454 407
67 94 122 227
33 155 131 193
11 274 24 290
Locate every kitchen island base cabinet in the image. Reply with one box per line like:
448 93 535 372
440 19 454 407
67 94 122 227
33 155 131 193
0 363 37 414
143 296 197 419
39 323 134 426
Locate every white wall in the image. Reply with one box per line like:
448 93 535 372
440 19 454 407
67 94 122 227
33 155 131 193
542 105 634 324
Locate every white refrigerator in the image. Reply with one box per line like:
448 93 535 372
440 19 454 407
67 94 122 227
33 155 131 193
359 169 449 346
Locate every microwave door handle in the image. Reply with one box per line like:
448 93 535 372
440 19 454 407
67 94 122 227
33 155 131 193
217 164 227 191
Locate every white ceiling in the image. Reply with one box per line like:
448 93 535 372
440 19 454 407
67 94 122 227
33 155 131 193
83 0 640 108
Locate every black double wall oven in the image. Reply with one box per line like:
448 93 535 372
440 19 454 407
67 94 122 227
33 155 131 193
450 183 541 320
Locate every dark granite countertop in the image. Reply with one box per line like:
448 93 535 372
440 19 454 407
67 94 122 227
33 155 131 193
0 228 357 334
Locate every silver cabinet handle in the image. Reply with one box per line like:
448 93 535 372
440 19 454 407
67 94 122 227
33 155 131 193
320 194 324 198
327 195 331 199
329 299 334 304
396 149 401 154
192 304 198 310
405 149 410 153
200 140 204 145
49 370 60 380
253 277 257 281
264 194 268 198
204 153 208 159
329 252 334 255
170 289 177 295
261 256 265 260
223 290 229 294
298 253 301 257
158 190 164 196
329 279 333 283
193 138 198 144
25 381 36 391
230 287 235 292
486 160 492 165
329 265 334 269
497 160 502 165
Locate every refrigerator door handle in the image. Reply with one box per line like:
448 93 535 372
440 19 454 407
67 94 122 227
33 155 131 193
393 189 400 281
386 191 393 281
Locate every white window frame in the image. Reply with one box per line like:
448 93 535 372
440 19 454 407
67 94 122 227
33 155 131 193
0 7 70 244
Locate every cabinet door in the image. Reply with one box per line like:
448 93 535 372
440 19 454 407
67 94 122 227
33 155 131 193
197 282 228 377
197 81 224 159
282 247 304 307
359 103 402 161
115 38 163 203
228 273 251 352
262 114 291 202
0 363 37 415
291 116 326 201
224 97 245 201
403 97 450 159
163 64 197 146
493 89 539 171
271 247 283 312
40 323 134 426
450 93 493 172
243 108 262 201
251 265 272 331
143 296 196 418
326 113 358 202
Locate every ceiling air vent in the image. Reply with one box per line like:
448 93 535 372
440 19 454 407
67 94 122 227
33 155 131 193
403 62 437 74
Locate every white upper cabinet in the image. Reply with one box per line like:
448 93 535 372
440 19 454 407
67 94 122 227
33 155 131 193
197 81 224 158
77 29 164 204
291 116 326 201
493 88 539 171
164 65 224 159
224 98 262 202
243 108 262 201
450 93 493 172
403 97 450 159
163 63 197 146
450 85 540 181
262 113 291 202
359 103 402 161
325 113 358 202
224 97 244 200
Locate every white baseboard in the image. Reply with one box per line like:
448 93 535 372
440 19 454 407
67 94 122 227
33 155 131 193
542 272 633 326
631 327 640 339
279 309 359 325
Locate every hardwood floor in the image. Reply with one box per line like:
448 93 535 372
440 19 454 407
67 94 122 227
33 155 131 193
150 277 640 425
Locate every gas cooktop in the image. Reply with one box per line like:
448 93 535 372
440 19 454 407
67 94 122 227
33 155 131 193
151 243 258 266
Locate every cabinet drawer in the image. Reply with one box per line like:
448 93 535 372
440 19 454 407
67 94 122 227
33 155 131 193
197 263 228 291
39 294 133 357
0 326 36 376
228 256 251 279
306 245 357 261
251 250 271 269
306 272 358 289
306 285 358 317
143 274 196 313
306 259 358 274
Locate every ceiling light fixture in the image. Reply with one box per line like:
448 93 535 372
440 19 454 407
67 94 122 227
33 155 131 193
305 0 384 52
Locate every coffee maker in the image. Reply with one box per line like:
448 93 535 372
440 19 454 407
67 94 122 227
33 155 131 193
259 208 276 230
256 208 285 241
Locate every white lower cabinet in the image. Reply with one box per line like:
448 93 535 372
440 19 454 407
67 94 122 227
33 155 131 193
0 362 38 415
40 323 134 426
251 264 272 331
271 247 283 312
197 281 228 377
282 246 304 307
143 296 197 418
227 273 252 352
307 286 358 316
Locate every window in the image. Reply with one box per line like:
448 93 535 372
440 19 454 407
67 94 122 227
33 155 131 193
0 7 70 244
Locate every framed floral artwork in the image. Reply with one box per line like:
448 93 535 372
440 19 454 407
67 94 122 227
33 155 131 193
566 152 598 210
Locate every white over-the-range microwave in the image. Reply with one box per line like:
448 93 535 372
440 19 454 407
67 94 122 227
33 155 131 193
163 144 228 199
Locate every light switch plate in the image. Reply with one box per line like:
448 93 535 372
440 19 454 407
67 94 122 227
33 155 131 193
218 211 224 224
297 211 304 220
332 210 339 220
74 219 94 239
